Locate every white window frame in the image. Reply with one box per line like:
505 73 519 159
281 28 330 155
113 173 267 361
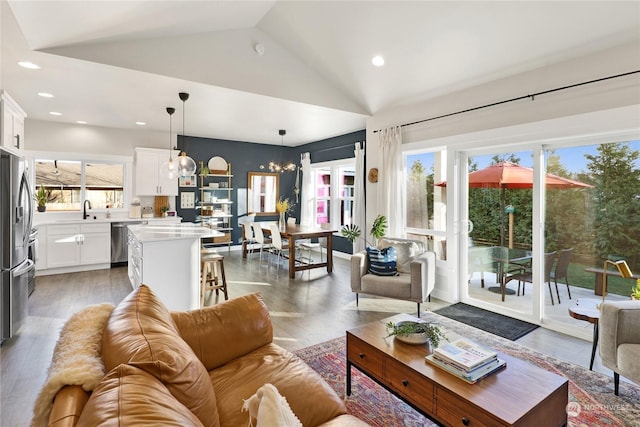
310 158 355 230
27 151 133 213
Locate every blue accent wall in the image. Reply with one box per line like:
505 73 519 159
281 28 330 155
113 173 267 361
176 129 365 254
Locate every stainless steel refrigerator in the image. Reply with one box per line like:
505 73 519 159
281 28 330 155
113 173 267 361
1 148 33 342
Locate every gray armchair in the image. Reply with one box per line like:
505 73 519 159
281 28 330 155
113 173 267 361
350 237 435 317
599 300 640 395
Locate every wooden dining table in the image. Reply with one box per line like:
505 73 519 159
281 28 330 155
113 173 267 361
243 222 337 278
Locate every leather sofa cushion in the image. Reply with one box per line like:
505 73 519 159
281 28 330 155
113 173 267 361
76 364 204 427
171 292 273 371
102 285 219 427
211 343 347 427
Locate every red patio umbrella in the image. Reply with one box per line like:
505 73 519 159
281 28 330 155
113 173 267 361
434 161 594 189
435 162 593 246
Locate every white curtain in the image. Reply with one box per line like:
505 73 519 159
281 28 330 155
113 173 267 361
353 142 366 253
378 126 404 237
300 152 313 226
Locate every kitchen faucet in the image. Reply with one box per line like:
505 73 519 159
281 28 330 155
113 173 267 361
83 200 92 219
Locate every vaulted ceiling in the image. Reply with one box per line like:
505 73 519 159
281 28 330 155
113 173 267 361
2 1 639 145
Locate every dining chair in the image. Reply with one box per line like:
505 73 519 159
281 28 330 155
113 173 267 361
251 223 272 267
268 223 289 276
550 248 572 302
512 251 558 305
243 222 256 257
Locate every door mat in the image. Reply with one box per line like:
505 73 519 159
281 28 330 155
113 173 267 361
433 302 538 341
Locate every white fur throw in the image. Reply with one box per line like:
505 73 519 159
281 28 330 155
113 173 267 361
242 383 302 427
31 303 115 427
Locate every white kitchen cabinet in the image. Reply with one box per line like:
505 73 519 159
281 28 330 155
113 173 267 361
35 225 47 271
134 147 179 196
127 224 219 311
44 223 110 271
1 91 26 155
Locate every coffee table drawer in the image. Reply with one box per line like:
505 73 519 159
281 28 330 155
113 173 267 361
347 335 384 379
437 387 506 427
385 356 435 412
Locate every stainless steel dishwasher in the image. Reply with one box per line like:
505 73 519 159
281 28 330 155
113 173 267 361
111 221 145 266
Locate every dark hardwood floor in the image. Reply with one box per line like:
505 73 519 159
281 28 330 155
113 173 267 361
0 249 603 426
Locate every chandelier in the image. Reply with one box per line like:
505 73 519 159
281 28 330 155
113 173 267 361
262 129 296 173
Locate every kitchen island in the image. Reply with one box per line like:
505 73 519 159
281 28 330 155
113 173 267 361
128 223 222 311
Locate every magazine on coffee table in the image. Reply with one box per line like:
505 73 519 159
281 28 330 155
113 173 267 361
426 354 506 384
433 338 498 372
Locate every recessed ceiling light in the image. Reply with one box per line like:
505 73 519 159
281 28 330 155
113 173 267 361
49 111 62 116
371 55 385 67
76 120 87 124
38 92 54 98
136 121 146 126
18 61 40 69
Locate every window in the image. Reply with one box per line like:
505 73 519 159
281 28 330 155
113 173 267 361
311 161 355 229
403 150 447 259
35 159 125 211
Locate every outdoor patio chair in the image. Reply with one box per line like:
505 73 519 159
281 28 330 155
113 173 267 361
510 251 558 305
550 248 573 303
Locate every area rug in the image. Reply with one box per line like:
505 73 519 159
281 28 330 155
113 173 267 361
295 313 639 427
433 302 538 340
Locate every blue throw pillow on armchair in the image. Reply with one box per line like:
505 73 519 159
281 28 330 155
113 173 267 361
366 246 398 276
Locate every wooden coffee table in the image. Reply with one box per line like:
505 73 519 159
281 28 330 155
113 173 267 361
346 314 568 427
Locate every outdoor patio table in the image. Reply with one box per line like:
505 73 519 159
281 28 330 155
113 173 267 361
471 246 532 301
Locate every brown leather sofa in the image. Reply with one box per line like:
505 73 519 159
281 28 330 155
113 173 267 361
47 285 369 426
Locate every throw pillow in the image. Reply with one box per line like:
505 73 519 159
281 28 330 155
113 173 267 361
242 383 302 427
366 246 398 276
379 240 419 274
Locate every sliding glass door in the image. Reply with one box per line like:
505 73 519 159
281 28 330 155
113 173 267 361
462 150 536 319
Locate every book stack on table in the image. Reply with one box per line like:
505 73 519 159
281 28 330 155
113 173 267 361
425 338 506 384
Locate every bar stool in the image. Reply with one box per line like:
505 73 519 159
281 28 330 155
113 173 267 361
200 252 228 307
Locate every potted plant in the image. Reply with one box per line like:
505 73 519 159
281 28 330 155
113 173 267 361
340 214 387 247
631 279 640 300
385 320 446 349
34 185 52 212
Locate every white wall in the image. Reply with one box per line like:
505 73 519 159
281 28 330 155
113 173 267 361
365 41 640 226
25 119 170 156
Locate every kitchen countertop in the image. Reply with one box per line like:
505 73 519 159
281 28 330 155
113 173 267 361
33 216 182 227
128 223 223 243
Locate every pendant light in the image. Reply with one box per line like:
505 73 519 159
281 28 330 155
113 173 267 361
177 92 197 177
261 129 296 173
161 107 177 179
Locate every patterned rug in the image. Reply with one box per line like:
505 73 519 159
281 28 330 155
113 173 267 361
294 313 639 427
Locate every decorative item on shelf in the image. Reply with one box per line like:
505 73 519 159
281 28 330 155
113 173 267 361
160 107 177 179
276 197 294 231
198 161 210 176
208 156 228 174
176 92 196 177
600 259 633 307
385 321 446 349
631 279 640 300
260 130 296 173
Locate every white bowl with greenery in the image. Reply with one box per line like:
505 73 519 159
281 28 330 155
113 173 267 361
385 321 446 348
